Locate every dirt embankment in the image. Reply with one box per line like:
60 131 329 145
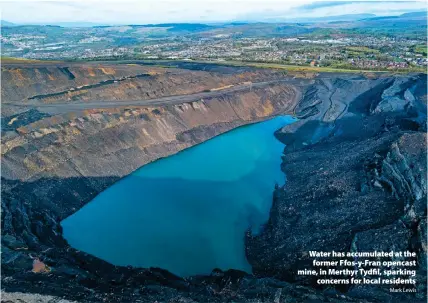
2 62 305 302
1 63 283 106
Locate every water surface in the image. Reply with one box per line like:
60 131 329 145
62 116 295 276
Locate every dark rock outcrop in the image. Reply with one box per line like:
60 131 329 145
246 73 427 302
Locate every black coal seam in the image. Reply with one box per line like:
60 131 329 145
59 67 75 80
28 74 152 100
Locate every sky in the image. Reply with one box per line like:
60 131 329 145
0 0 426 25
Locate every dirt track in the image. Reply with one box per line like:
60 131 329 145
5 80 299 114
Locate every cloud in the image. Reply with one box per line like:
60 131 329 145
295 1 421 11
297 1 352 10
1 0 426 24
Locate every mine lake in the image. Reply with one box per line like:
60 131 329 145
61 116 295 276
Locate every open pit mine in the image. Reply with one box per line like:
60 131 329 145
1 61 426 303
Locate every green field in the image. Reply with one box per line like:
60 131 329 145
3 55 425 74
414 45 427 56
345 46 380 54
160 59 427 74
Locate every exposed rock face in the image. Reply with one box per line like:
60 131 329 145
1 62 427 302
2 62 310 302
246 73 427 302
1 62 283 106
2 82 297 246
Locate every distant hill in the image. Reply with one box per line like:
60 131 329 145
359 16 400 21
50 22 112 27
295 13 377 23
236 13 377 23
1 20 16 27
6 22 114 28
360 11 427 21
131 23 214 32
400 11 427 18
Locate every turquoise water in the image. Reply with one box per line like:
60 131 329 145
61 116 295 277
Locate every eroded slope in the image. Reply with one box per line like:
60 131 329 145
1 62 309 302
1 62 427 303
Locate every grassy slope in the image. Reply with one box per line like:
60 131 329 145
1 56 63 64
139 59 427 74
2 56 425 73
